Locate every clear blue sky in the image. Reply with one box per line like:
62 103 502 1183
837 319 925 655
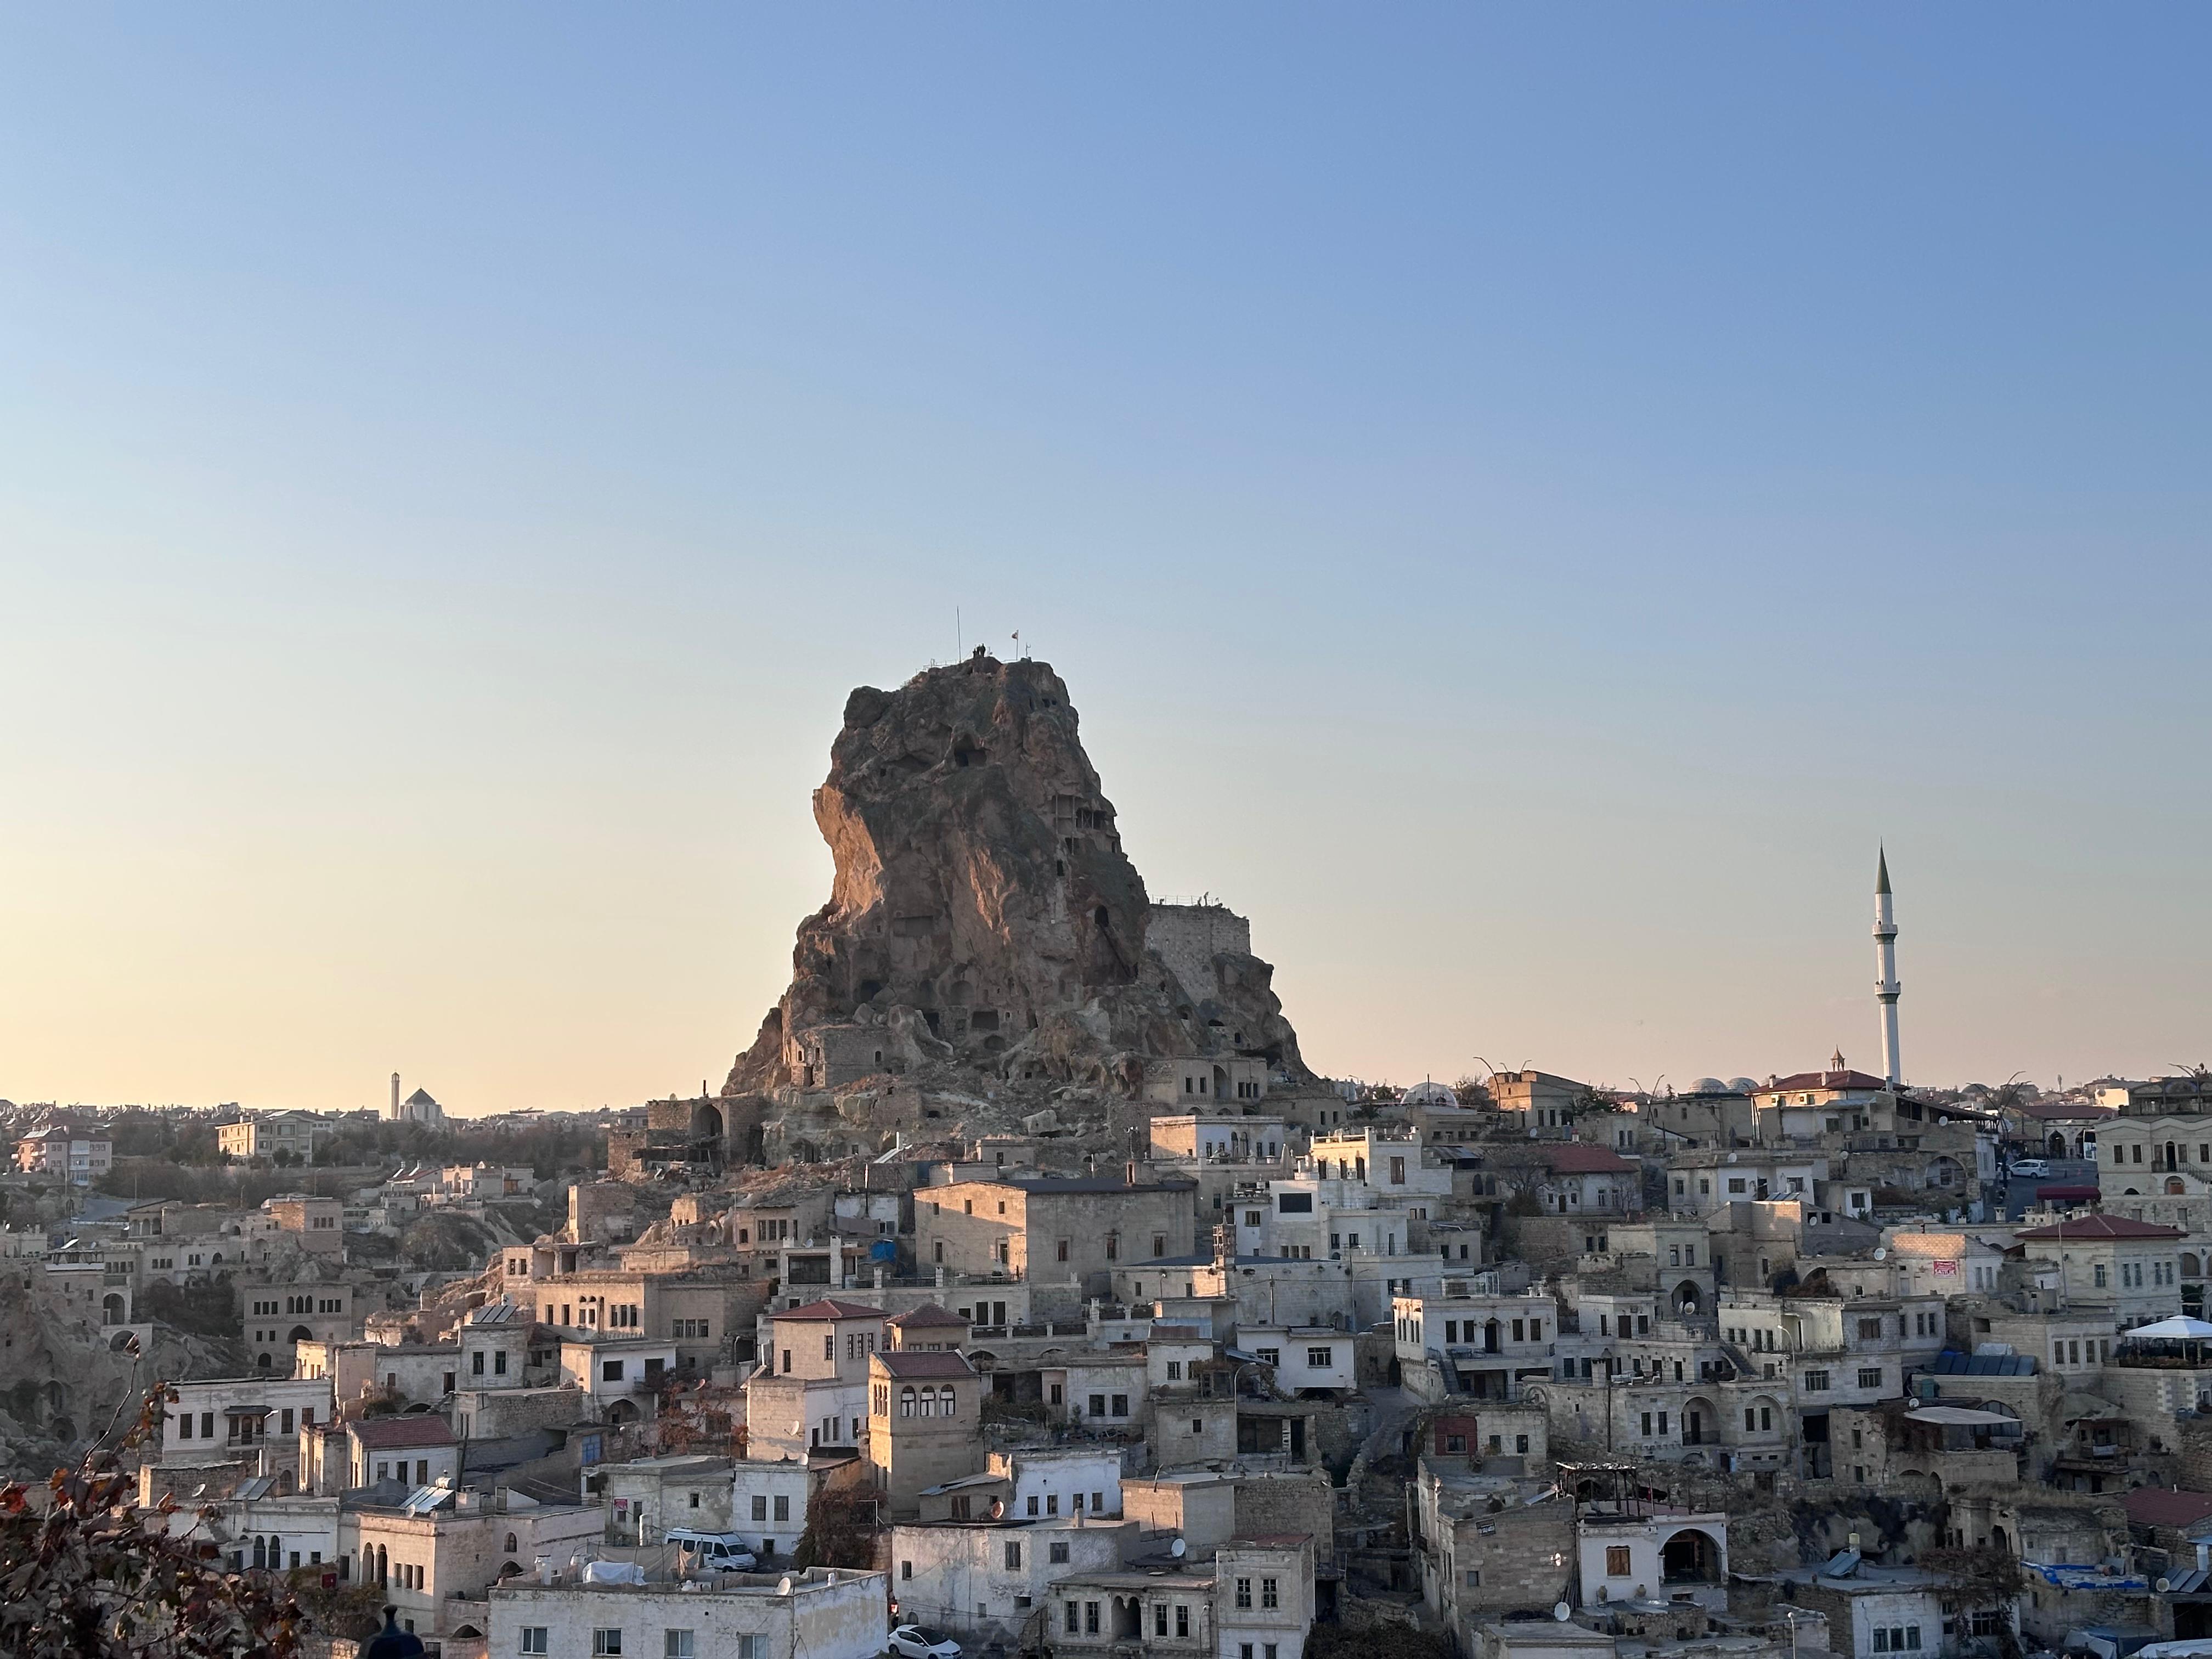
3 8 2207 1111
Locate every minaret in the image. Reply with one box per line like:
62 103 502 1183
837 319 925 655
1873 849 1901 1086
390 1072 402 1121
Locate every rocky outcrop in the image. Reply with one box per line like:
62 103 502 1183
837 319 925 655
724 653 1307 1107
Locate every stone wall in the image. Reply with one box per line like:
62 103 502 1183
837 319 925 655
454 1385 588 1439
1147 903 1253 1010
1233 1469 1335 1555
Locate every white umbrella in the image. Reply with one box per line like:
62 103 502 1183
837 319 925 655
2129 1316 2212 1340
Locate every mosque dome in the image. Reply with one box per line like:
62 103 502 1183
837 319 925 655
1687 1077 1728 1096
1726 1077 1760 1094
1401 1080 1459 1107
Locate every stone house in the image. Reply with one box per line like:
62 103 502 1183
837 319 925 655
1048 1535 1313 1659
599 1452 735 1543
2013 1214 2188 1330
1411 1472 1575 1628
345 1415 460 1490
888 1516 1133 1649
487 1570 889 1659
915 1173 1198 1307
868 1348 982 1517
557 1334 679 1425
1782 1559 1942 1659
161 1374 332 1470
728 1458 813 1561
744 1298 886 1461
347 1491 640 1642
1576 1507 1729 1610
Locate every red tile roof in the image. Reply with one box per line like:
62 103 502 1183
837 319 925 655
2015 1214 2184 1242
876 1351 977 1379
772 1299 885 1323
1540 1145 1638 1175
1764 1070 1892 1093
2124 1488 2212 1531
886 1304 968 1329
349 1417 459 1449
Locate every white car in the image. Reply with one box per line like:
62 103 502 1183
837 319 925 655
887 1627 961 1659
2008 1159 2051 1179
663 1529 757 1571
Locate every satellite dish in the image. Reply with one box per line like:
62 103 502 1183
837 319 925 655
1170 1537 1187 1559
1726 1153 1738 1164
988 1498 1005 1520
2159 1578 2174 1593
1874 1249 1887 1261
777 1577 794 1596
1554 1602 1571 1622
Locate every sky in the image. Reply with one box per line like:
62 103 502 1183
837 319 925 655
2 8 2208 1114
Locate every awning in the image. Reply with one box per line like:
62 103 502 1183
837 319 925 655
1904 1407 2017 1427
2037 1185 2101 1200
2130 1317 2212 1340
2031 1562 2149 1591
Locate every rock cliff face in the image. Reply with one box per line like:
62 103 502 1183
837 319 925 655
725 654 1306 1103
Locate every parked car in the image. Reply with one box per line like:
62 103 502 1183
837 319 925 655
664 1529 757 1571
2007 1159 2051 1178
888 1628 962 1659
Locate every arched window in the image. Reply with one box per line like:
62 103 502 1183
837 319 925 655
940 1387 955 1416
505 1532 518 1553
899 1386 916 1418
376 1544 388 1586
252 1537 267 1570
919 1386 938 1417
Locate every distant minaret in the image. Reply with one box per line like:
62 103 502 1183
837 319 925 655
390 1072 402 1120
1873 849 1901 1086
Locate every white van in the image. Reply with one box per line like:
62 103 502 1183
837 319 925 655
664 1530 758 1571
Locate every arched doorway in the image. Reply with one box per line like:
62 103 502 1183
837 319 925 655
2169 1178 2187 1196
287 1325 312 1344
605 1398 640 1425
1674 1282 1704 1316
691 1102 723 1142
100 1294 125 1326
1661 1528 1722 1584
2048 1132 2067 1158
1683 1396 1717 1447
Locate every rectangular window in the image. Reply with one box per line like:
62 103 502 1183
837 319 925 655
752 1494 768 1521
1111 1394 1128 1417
1307 1348 1331 1368
1177 1605 1189 1637
1086 1602 1101 1635
1859 1368 1883 1389
1261 1577 1278 1609
593 1633 623 1657
665 1634 694 1659
1067 1604 1081 1634
1606 1546 1632 1576
1156 1605 1169 1637
522 1630 549 1656
1874 1633 1889 1652
773 1494 789 1522
1051 1542 1070 1564
1005 1541 1023 1568
1236 1578 1252 1609
1803 1370 1829 1391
